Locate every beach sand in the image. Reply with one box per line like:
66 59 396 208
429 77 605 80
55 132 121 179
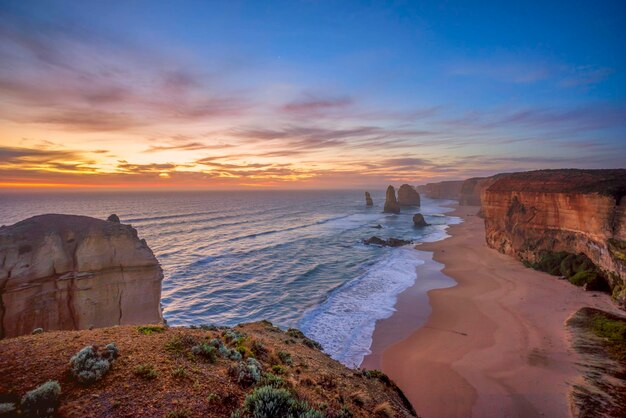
362 205 621 418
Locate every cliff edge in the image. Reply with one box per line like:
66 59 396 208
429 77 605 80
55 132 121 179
482 169 626 307
0 214 163 338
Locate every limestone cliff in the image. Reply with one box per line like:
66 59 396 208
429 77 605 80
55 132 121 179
416 180 463 200
0 214 163 338
482 169 626 306
397 184 420 206
365 191 373 207
459 177 486 206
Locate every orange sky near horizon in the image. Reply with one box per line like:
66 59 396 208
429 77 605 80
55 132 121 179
1 2 624 192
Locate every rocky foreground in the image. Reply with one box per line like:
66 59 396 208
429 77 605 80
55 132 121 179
0 322 417 417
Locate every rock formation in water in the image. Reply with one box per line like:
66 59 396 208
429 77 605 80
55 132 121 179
0 214 163 338
364 236 412 247
482 169 626 307
397 184 420 206
416 180 464 200
412 213 429 227
383 185 400 214
365 191 373 207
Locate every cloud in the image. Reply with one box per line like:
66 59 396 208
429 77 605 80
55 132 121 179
0 10 252 132
559 66 613 88
0 146 80 164
448 55 550 84
281 95 353 114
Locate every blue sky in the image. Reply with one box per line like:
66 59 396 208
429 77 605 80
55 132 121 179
0 0 624 189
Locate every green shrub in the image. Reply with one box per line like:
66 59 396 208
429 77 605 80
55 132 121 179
172 366 187 379
286 328 305 339
271 365 286 375
137 325 165 335
207 393 220 404
277 351 292 365
591 314 626 360
165 407 190 418
69 343 119 384
223 329 246 344
164 335 198 354
528 251 609 291
134 364 158 379
363 369 392 386
238 385 322 418
230 358 263 387
20 380 61 417
191 343 217 363
260 372 286 388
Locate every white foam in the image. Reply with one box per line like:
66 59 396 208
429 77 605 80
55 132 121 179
299 246 424 368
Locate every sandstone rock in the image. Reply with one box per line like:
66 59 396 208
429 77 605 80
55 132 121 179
0 214 163 338
107 214 120 223
416 180 464 200
383 186 400 214
398 184 420 206
363 236 412 247
459 177 485 206
365 192 373 207
482 169 626 308
413 213 429 227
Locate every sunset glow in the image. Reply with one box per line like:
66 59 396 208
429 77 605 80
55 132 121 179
1 1 624 190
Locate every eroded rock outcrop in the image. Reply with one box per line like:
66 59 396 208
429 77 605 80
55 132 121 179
363 236 412 247
365 192 373 207
417 180 463 200
383 185 400 214
413 213 429 227
0 214 163 338
482 169 626 307
398 184 420 206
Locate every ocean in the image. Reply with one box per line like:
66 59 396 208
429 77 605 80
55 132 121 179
0 190 460 366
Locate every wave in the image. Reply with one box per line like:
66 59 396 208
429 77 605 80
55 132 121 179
298 246 424 368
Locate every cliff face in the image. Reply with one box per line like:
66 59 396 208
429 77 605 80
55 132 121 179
459 177 486 206
482 169 626 306
0 214 163 338
417 180 463 200
397 184 420 206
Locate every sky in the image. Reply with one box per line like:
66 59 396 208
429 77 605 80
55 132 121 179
0 0 624 190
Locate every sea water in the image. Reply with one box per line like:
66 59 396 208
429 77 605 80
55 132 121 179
0 190 460 366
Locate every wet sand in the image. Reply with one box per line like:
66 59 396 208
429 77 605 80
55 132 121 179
362 205 621 418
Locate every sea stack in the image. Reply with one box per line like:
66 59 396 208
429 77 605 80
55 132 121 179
365 191 373 207
0 214 163 338
398 184 421 206
413 213 429 227
383 185 400 214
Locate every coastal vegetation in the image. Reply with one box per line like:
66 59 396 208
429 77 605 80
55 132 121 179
567 308 626 417
0 322 417 417
524 251 609 291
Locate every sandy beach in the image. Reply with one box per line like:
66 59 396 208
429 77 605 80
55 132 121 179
362 205 622 418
